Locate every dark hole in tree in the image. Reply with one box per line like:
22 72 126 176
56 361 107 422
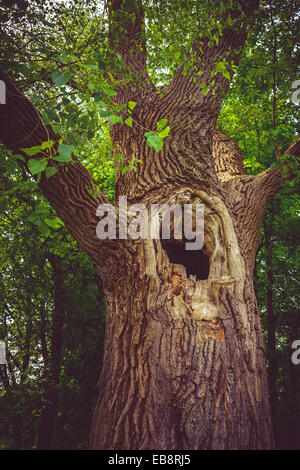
162 240 210 281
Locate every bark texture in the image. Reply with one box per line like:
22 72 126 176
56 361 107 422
1 0 299 451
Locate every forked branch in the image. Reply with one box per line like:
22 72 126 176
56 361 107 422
108 0 156 104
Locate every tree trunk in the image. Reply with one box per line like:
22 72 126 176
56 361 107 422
90 165 274 450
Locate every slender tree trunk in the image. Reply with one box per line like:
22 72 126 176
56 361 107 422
90 145 275 449
37 254 65 450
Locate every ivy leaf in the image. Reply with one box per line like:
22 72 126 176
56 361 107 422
125 117 133 127
51 71 71 87
28 158 47 175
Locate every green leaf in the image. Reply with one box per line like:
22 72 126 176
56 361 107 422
51 70 71 87
27 213 40 224
45 108 59 121
45 167 58 179
38 222 51 237
118 164 128 174
53 144 74 162
88 82 100 91
158 126 170 139
45 217 64 229
21 146 42 156
83 63 98 70
58 143 74 156
53 154 72 162
28 158 47 175
15 154 26 162
157 118 168 131
100 86 117 97
125 117 133 127
222 70 231 80
128 101 137 110
215 61 226 72
145 134 163 152
99 109 112 117
109 115 123 125
128 161 137 171
41 140 55 150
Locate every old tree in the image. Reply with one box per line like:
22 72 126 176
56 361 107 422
0 0 299 450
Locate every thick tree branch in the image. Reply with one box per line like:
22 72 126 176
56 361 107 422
222 134 299 272
284 134 300 158
212 129 246 181
255 134 300 201
108 0 156 104
0 71 117 266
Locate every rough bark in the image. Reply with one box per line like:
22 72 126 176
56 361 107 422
90 194 274 449
1 0 300 451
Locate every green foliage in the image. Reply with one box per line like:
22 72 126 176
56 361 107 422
0 150 105 449
144 119 170 152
